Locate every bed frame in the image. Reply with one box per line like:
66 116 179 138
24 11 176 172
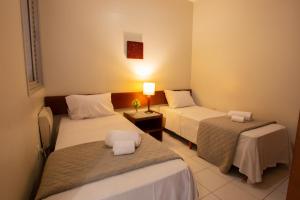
44 90 192 115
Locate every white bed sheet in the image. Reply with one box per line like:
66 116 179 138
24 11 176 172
55 114 144 150
47 113 197 200
160 106 292 183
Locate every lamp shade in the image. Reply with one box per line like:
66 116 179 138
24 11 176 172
143 82 155 96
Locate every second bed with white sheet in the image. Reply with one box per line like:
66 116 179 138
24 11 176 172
160 106 292 183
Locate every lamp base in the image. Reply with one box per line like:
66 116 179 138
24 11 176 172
145 110 153 114
145 95 153 114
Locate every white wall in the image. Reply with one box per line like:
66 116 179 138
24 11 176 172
0 0 45 199
191 0 300 142
39 0 193 95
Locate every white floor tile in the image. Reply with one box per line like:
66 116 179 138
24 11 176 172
191 156 214 168
265 179 289 200
162 132 185 148
164 132 290 200
195 168 232 191
184 156 211 173
208 167 235 182
174 146 198 157
232 165 289 199
276 178 289 195
214 183 258 200
265 189 287 200
197 183 211 199
202 194 220 200
209 166 246 182
169 147 191 161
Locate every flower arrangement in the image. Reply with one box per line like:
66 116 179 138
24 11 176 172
132 99 141 112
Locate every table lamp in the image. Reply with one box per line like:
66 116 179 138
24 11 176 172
143 82 155 113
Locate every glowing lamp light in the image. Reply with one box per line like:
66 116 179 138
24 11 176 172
143 82 155 113
127 60 156 80
143 82 155 96
133 65 154 80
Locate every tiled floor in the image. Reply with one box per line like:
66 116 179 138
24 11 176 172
161 132 290 200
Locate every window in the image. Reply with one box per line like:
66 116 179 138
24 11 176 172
20 0 43 94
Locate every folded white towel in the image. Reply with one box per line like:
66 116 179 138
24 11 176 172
113 140 135 156
105 130 141 147
228 110 252 121
231 115 246 123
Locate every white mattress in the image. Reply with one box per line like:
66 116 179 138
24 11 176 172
47 113 197 200
55 114 144 150
160 106 292 183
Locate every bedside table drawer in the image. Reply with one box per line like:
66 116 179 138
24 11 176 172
135 118 162 131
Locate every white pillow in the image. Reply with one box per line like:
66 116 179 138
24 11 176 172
164 90 195 108
66 93 115 120
38 107 53 150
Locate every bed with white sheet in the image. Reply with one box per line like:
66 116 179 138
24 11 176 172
160 105 292 183
44 113 197 200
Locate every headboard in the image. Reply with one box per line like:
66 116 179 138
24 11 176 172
45 89 192 115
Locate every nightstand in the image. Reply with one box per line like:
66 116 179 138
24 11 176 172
123 111 163 141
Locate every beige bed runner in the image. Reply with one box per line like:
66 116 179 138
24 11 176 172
35 134 181 200
197 116 275 173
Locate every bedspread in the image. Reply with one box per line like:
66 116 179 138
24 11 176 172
197 116 275 173
36 134 181 200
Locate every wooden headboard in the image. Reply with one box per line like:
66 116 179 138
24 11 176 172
45 89 191 115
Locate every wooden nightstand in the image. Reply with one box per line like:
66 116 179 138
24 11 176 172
123 111 163 141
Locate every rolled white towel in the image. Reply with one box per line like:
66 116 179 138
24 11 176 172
105 130 141 147
231 115 246 123
228 110 252 121
113 140 135 156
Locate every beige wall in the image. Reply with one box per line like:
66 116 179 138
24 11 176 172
191 0 300 142
0 0 45 199
39 0 193 95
